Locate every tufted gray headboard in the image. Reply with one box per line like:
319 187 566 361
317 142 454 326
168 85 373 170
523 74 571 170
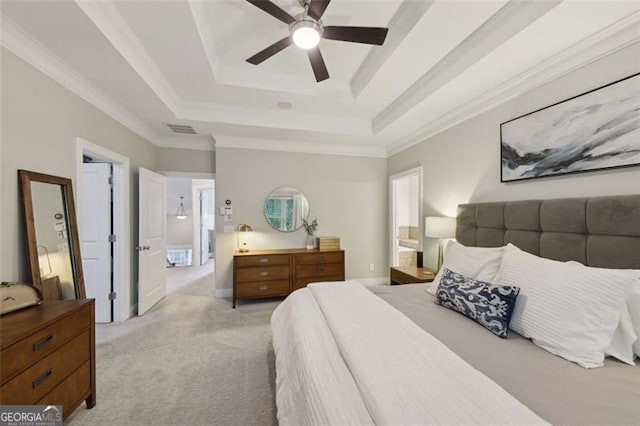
456 195 640 270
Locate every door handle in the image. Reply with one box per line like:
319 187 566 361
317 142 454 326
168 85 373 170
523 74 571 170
136 246 151 251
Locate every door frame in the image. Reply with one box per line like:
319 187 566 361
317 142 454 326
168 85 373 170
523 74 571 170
75 138 131 321
389 166 423 267
159 171 215 269
192 181 215 267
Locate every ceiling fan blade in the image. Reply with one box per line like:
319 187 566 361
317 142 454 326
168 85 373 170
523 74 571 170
323 26 389 45
307 47 329 82
246 0 295 24
246 37 292 65
307 0 331 20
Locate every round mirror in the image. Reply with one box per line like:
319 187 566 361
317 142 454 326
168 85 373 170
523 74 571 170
264 187 310 232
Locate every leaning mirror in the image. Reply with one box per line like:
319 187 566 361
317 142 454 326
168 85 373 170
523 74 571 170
19 170 86 300
264 186 310 232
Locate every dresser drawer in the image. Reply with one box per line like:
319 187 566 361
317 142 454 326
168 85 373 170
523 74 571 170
235 265 290 283
235 254 289 268
295 251 343 265
294 276 343 291
235 280 290 298
295 263 344 279
36 361 91 409
1 304 91 381
0 330 91 404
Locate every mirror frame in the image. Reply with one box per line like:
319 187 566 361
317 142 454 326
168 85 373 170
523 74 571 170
19 170 86 299
263 186 310 233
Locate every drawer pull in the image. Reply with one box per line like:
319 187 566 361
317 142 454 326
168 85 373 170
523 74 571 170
316 268 324 274
259 285 269 291
258 258 269 263
259 271 269 277
33 335 53 351
316 256 324 261
33 369 52 388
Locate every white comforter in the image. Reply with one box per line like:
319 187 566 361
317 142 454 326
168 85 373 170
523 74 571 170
271 281 548 425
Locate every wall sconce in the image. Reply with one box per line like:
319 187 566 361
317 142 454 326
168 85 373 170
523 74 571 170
237 224 253 252
424 216 456 271
176 196 187 220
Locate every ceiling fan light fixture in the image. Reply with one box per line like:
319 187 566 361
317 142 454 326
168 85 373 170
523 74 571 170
291 20 322 50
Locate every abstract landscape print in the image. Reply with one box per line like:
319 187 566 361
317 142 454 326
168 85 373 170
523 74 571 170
500 73 640 182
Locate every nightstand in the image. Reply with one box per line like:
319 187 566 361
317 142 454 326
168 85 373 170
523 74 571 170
390 266 436 285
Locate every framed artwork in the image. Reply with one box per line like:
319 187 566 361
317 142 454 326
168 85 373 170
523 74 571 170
500 72 640 182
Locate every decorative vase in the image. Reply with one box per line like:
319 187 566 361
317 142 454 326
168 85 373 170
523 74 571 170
306 235 315 250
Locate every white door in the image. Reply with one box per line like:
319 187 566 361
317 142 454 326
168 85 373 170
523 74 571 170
81 163 112 323
200 188 214 265
138 168 167 315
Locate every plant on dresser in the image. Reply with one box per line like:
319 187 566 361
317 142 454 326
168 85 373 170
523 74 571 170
232 248 345 308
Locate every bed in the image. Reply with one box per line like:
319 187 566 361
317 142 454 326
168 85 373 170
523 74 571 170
271 195 640 425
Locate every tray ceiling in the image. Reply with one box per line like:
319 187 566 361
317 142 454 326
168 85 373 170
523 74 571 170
1 0 639 156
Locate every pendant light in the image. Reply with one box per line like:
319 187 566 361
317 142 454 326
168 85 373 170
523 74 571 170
176 196 187 220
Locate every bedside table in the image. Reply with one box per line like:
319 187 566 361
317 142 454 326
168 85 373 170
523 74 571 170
390 266 436 285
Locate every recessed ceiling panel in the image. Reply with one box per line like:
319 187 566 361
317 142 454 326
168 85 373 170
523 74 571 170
1 0 173 125
114 0 218 103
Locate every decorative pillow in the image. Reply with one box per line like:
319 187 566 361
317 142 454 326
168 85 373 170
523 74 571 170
435 268 520 338
494 244 639 368
427 241 504 296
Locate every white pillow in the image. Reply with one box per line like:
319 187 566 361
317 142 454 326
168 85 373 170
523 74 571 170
494 244 639 368
426 241 503 296
606 309 637 365
566 261 638 363
629 282 640 357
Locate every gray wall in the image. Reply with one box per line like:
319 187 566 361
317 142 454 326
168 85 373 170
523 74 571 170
1 48 156 292
214 148 387 294
157 147 215 174
1 49 215 314
388 43 640 270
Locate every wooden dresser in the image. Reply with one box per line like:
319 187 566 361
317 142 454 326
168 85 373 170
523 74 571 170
233 249 345 308
0 299 96 419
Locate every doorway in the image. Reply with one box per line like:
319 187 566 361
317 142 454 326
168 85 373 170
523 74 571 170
389 167 423 267
165 176 215 294
76 138 131 322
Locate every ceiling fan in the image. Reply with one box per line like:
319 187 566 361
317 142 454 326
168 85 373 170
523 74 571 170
245 0 389 82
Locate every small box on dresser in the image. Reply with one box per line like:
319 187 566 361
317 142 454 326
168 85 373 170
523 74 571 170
0 299 96 420
233 249 345 308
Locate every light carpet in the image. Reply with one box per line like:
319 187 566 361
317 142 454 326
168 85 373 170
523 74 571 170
68 272 280 425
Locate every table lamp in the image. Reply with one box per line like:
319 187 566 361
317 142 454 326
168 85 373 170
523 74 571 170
424 216 456 271
237 224 253 252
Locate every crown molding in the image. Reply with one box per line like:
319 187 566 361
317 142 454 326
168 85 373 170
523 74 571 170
0 14 158 143
215 136 386 158
177 100 372 136
350 1 434 97
386 11 640 157
154 135 215 151
373 0 562 134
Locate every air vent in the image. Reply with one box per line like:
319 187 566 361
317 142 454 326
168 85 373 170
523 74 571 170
166 123 196 134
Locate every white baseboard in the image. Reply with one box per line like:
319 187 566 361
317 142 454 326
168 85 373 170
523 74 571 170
214 288 233 298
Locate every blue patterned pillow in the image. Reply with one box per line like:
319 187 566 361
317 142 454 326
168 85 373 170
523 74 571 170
435 268 520 338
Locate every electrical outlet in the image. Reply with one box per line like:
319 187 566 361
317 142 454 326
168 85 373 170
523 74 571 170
369 263 375 272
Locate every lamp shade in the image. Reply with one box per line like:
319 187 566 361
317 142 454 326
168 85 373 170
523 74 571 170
237 224 253 233
424 216 456 239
